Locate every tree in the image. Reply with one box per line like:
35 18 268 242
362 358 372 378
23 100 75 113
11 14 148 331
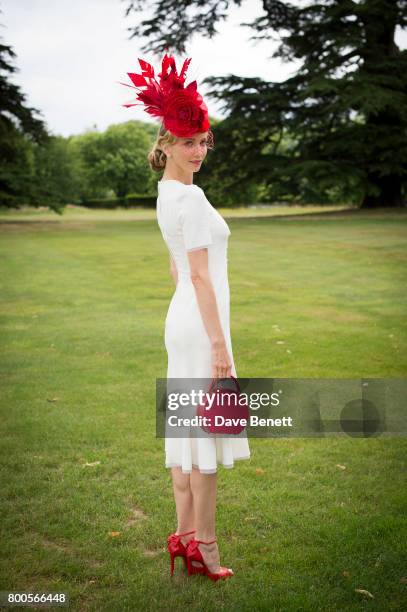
32 136 79 208
0 40 48 142
97 121 154 199
125 0 407 207
70 121 156 200
0 27 49 206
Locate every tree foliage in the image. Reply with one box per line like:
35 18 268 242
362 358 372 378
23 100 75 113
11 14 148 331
68 121 157 201
0 31 49 206
0 30 158 209
125 0 407 207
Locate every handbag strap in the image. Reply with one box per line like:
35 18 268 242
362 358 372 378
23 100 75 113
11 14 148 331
208 375 240 394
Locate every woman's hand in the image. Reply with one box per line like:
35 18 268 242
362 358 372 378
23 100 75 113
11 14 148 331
211 340 232 379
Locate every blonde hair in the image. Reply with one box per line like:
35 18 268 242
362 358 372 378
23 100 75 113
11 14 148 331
148 123 214 173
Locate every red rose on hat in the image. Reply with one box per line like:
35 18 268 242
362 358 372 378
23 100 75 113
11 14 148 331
163 90 210 137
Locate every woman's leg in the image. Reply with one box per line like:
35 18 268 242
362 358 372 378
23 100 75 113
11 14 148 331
190 467 223 573
171 467 195 546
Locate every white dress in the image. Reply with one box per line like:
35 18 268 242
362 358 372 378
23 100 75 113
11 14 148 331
156 179 251 474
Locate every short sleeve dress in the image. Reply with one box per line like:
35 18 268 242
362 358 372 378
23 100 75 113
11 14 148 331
156 179 251 474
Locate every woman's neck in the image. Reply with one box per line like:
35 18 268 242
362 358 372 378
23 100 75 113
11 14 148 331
162 163 193 185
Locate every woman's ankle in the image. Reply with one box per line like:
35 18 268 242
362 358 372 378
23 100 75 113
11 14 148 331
175 527 195 536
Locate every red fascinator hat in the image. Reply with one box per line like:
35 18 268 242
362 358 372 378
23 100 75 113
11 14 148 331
120 54 211 138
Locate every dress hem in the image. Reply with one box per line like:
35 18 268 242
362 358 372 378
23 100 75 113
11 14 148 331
165 455 251 475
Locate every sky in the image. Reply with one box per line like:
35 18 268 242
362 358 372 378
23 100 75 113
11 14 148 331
1 0 406 138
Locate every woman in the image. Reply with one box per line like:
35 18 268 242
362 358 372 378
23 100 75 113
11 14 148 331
122 54 250 581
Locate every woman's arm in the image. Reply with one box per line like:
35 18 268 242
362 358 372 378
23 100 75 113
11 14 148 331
187 248 232 378
169 253 178 286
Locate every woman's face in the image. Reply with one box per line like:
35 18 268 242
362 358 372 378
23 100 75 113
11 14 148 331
165 132 208 174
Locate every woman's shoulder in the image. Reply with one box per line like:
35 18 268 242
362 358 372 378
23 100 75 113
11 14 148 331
158 180 203 194
157 180 205 207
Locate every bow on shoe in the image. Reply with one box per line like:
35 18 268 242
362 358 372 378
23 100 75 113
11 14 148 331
167 533 185 554
186 539 200 554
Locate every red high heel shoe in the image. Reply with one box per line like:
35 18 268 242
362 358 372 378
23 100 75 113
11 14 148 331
167 530 196 576
186 537 234 581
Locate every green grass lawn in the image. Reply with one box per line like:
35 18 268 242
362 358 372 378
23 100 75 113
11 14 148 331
0 205 406 611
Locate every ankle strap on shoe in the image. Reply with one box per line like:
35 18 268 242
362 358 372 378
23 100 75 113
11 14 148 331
195 538 217 545
176 530 196 536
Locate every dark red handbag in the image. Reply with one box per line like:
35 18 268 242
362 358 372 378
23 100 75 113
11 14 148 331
196 375 249 435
